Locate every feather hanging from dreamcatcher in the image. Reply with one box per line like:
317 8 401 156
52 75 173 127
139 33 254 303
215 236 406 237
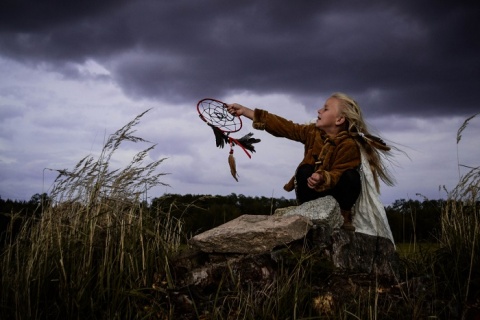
197 98 260 181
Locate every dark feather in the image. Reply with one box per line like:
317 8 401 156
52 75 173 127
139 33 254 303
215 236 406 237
235 132 261 153
210 125 229 148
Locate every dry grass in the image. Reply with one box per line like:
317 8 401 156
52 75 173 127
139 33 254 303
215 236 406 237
0 110 181 319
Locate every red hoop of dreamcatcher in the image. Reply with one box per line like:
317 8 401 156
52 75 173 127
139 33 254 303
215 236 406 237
197 98 260 181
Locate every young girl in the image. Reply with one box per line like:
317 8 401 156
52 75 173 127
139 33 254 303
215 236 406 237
227 93 395 233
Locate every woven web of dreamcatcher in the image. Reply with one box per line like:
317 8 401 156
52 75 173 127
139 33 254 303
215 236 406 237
197 99 242 133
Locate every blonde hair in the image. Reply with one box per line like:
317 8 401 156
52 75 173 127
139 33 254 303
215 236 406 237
331 92 395 191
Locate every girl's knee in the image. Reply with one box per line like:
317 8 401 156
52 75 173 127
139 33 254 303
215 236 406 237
296 164 315 181
342 168 360 182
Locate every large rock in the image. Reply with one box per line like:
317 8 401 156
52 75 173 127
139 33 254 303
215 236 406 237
187 194 398 278
189 214 312 253
185 211 398 281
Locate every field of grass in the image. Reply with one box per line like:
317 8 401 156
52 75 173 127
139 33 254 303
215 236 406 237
1 111 478 319
395 242 440 259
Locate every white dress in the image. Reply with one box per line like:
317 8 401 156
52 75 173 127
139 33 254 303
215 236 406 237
353 148 395 247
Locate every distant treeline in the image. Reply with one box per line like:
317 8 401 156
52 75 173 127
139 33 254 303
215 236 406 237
1 193 446 245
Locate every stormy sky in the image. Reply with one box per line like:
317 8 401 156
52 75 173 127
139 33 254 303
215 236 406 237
0 0 479 205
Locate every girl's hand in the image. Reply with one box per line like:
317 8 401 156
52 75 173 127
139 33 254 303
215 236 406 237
227 103 254 120
307 172 323 189
227 103 245 116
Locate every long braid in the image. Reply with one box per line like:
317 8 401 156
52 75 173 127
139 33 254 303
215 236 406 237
331 92 396 192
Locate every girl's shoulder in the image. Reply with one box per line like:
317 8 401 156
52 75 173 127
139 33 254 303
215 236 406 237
333 131 355 143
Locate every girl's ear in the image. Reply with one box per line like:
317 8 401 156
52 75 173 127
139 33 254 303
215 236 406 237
335 116 346 126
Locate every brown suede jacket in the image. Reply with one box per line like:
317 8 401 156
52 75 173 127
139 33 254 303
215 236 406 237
252 109 361 192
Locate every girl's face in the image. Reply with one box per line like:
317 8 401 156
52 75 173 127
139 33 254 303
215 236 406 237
316 97 345 135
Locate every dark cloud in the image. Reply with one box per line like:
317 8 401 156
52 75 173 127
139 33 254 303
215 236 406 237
0 0 127 31
0 0 479 117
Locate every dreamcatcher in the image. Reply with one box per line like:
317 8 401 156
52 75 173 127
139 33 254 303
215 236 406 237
197 98 260 181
